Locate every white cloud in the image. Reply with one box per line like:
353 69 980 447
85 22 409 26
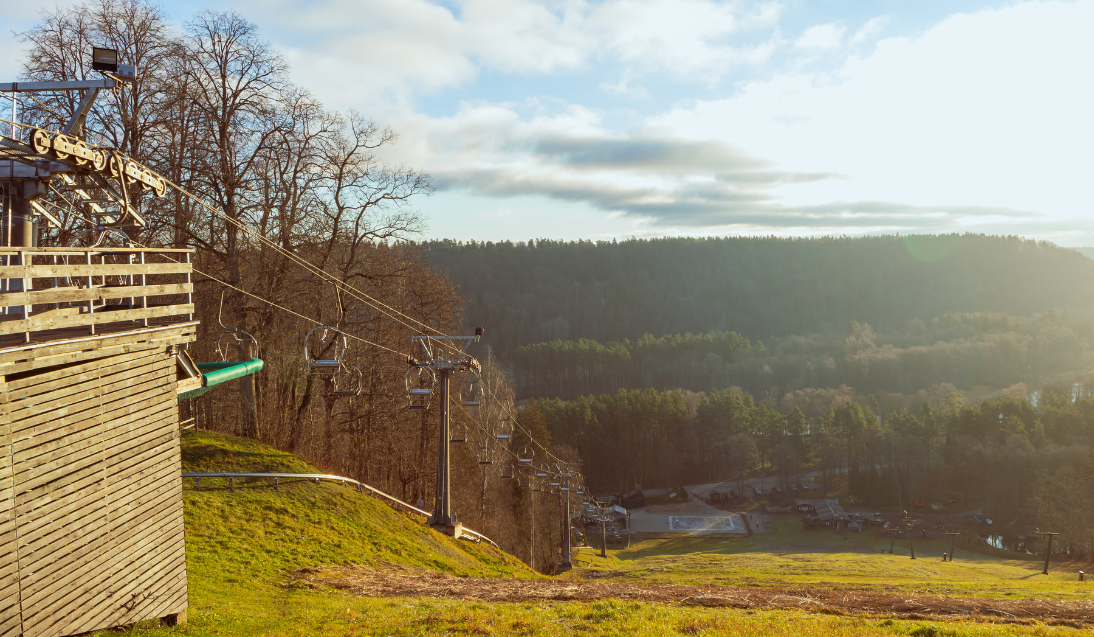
850 16 888 45
386 98 1040 231
795 23 845 50
651 0 1094 227
589 0 782 78
599 72 649 98
237 0 786 106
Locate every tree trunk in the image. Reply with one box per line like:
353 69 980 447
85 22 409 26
238 339 258 438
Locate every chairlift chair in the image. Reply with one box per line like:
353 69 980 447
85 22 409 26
476 438 493 465
332 364 363 397
518 447 534 464
216 329 259 362
535 464 549 478
532 479 542 492
495 417 512 441
405 366 435 409
304 326 348 375
460 379 482 410
450 421 467 443
501 463 514 479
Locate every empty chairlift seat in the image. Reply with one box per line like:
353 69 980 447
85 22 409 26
304 326 348 375
460 379 481 410
495 417 513 441
332 364 363 397
406 366 435 409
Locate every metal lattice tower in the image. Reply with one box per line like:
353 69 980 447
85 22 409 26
409 328 483 537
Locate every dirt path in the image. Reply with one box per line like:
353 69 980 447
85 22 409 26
292 566 1094 628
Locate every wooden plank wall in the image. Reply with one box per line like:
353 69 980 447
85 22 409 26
0 346 187 637
0 379 20 637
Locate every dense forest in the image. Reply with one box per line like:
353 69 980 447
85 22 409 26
513 312 1094 400
423 236 1094 362
537 382 1094 555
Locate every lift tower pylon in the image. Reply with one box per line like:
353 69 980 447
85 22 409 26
410 328 483 538
553 462 581 571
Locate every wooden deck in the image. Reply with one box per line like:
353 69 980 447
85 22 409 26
0 247 195 636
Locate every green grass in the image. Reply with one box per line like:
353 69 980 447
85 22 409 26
89 431 1093 636
564 519 1093 600
100 597 1092 636
180 430 530 580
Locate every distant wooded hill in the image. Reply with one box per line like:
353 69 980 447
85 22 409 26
421 235 1094 363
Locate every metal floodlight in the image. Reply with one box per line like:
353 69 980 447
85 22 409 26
92 47 119 73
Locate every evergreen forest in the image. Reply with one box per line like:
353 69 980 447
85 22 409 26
431 236 1094 557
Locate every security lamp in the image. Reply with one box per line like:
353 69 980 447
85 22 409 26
91 47 119 73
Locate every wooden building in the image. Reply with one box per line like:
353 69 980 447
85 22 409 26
796 498 851 530
0 246 195 636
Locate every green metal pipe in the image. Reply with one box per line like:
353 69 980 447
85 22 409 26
179 358 264 401
197 358 264 387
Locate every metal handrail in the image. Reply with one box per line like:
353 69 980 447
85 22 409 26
181 471 499 548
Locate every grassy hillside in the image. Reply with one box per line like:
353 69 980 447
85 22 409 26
89 430 533 636
566 525 1091 600
95 431 1091 636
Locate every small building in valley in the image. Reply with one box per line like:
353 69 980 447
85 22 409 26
796 498 851 530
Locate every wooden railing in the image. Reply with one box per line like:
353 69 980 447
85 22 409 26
0 247 193 345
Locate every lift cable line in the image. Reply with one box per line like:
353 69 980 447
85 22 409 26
133 245 411 359
187 261 410 357
0 60 601 580
144 250 585 522
111 249 593 540
455 398 594 500
477 380 573 467
9 82 594 547
447 359 601 556
453 398 598 553
160 177 464 355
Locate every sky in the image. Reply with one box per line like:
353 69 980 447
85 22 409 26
2 0 1093 245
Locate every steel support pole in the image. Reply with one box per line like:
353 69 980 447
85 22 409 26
559 483 572 571
427 368 461 537
603 518 612 560
1043 534 1056 575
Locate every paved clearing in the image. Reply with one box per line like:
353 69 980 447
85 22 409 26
293 565 1094 628
628 498 760 534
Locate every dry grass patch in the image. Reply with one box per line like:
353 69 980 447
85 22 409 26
295 564 1094 629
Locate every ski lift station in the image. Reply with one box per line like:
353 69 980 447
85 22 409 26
0 54 264 634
